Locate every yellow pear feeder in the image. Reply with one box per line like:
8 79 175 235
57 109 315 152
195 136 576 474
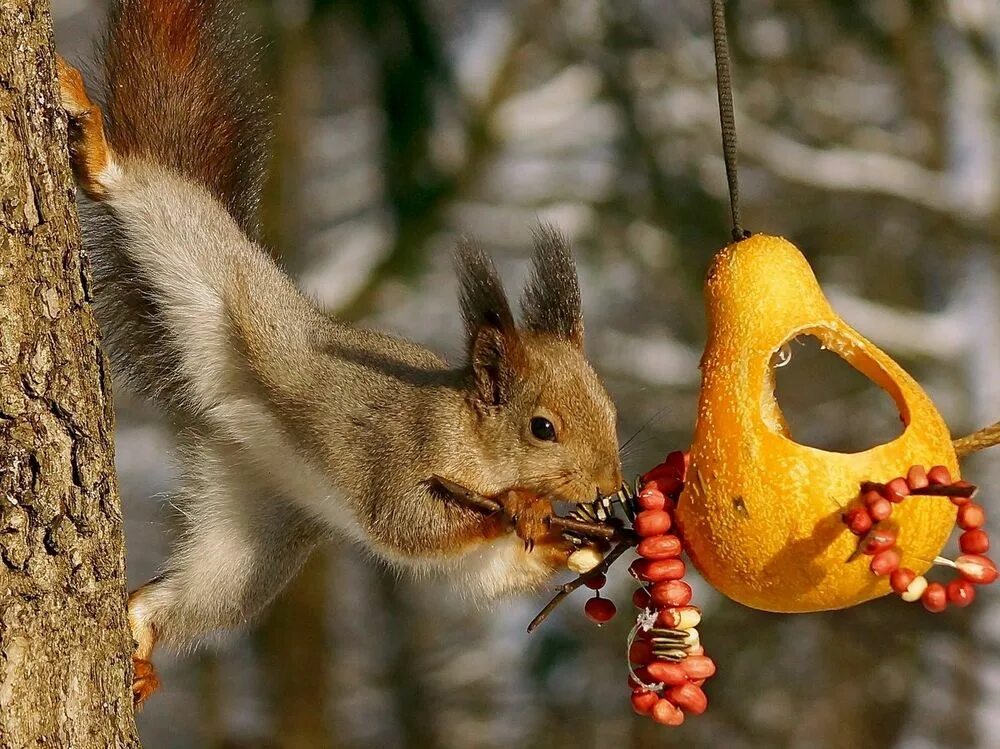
675 233 960 612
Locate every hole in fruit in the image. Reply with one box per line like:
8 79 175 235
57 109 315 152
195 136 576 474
768 335 904 453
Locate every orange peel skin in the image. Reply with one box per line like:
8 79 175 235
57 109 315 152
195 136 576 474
675 234 958 613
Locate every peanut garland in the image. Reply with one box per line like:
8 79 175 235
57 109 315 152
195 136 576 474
564 451 717 727
840 464 998 610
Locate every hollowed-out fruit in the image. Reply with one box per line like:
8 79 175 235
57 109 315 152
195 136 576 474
675 234 957 612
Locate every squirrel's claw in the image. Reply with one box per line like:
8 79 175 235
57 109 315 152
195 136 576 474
132 656 160 709
57 55 116 200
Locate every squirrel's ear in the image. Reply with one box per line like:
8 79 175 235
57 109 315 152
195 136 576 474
455 237 524 408
520 224 584 349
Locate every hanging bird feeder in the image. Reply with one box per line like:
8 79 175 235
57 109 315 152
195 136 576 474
675 233 960 613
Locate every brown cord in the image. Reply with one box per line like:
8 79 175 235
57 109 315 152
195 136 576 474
711 0 749 242
954 421 1000 458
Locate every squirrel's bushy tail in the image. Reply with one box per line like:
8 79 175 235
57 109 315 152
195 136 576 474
101 0 269 233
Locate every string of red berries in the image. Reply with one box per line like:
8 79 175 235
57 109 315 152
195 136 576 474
841 464 998 611
576 451 717 727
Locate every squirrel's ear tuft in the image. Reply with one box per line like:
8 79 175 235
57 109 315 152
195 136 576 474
520 224 584 349
455 237 523 409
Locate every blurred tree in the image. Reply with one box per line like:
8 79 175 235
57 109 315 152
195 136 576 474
0 1 139 746
253 3 337 747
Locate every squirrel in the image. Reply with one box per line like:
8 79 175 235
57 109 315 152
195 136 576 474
58 0 622 706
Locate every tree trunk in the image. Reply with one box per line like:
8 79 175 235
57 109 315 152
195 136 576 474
0 2 141 746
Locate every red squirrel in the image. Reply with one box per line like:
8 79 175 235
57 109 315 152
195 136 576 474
58 0 622 706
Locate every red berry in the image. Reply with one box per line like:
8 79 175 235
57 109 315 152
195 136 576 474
927 465 952 485
667 683 708 715
635 510 672 538
641 558 686 583
681 655 717 680
906 465 929 491
584 596 616 624
584 573 607 590
957 554 999 585
884 478 910 503
843 507 872 536
947 578 976 608
650 580 693 607
861 528 897 555
631 690 658 716
922 582 948 612
866 497 893 522
629 640 654 665
651 698 685 726
890 567 916 594
960 529 990 555
637 488 667 511
958 503 986 531
632 588 651 609
647 660 689 685
637 535 682 560
870 548 901 576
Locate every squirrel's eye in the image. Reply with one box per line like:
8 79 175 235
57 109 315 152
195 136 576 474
530 416 557 442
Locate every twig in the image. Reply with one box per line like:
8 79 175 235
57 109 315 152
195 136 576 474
527 540 635 634
954 421 1000 458
430 475 502 513
547 515 618 541
913 482 979 498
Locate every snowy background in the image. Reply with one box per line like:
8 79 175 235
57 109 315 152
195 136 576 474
55 1 1000 747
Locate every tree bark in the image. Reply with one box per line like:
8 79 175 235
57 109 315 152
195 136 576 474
0 1 141 746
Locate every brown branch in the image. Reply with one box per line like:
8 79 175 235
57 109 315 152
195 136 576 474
914 482 978 498
527 540 635 634
954 421 1000 458
429 475 502 514
547 515 618 541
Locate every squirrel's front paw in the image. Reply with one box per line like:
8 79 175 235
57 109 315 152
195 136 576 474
132 656 161 708
498 489 574 565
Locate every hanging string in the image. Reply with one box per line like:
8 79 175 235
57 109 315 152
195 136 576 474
711 0 749 242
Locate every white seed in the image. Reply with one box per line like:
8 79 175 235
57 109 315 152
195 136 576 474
683 628 700 648
675 607 702 630
901 575 928 602
567 547 604 574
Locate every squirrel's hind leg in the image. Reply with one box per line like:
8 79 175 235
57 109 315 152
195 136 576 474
126 438 326 707
57 56 118 200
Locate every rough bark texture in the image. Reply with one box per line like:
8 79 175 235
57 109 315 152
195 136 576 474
0 2 140 746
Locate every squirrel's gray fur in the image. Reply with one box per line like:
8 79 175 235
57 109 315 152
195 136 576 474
61 0 623 674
